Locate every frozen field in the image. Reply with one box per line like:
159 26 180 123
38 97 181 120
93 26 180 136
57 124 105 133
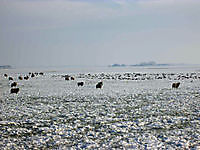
0 66 200 149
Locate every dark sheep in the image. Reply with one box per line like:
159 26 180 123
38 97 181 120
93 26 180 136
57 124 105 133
8 77 13 81
96 81 103 89
71 77 75 80
18 76 23 80
31 73 35 78
157 77 162 80
39 72 44 75
65 77 70 80
65 75 70 80
24 76 29 80
10 88 19 94
77 82 84 86
4 74 8 77
11 82 17 87
172 82 180 88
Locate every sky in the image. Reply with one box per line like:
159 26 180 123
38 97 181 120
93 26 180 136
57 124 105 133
0 0 200 67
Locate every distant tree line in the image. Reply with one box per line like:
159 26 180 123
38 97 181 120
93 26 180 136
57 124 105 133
109 61 170 67
0 65 12 69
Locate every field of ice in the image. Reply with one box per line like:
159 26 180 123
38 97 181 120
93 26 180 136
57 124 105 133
0 66 200 149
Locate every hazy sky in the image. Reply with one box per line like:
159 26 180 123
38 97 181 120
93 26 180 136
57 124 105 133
0 0 200 67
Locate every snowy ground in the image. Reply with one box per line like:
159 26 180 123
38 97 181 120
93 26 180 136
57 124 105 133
0 69 200 149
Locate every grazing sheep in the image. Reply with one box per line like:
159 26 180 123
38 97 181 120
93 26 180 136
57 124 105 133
10 88 19 94
11 82 17 87
172 82 180 88
18 76 23 80
77 82 84 86
96 81 103 89
8 77 13 81
71 77 75 80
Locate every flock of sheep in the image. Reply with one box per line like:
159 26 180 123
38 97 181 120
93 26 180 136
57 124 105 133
3 71 184 95
7 70 199 95
4 71 200 95
3 72 44 94
63 74 103 89
3 72 104 94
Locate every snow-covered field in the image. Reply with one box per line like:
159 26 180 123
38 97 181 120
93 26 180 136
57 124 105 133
0 67 200 149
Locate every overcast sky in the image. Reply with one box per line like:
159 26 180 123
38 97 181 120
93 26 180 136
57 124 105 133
0 0 200 67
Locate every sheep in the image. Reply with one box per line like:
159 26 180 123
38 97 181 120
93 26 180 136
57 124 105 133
24 76 29 80
172 82 180 89
96 81 103 89
18 76 23 80
65 75 70 80
10 88 19 94
77 82 84 86
31 73 35 78
11 82 17 87
8 77 13 81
